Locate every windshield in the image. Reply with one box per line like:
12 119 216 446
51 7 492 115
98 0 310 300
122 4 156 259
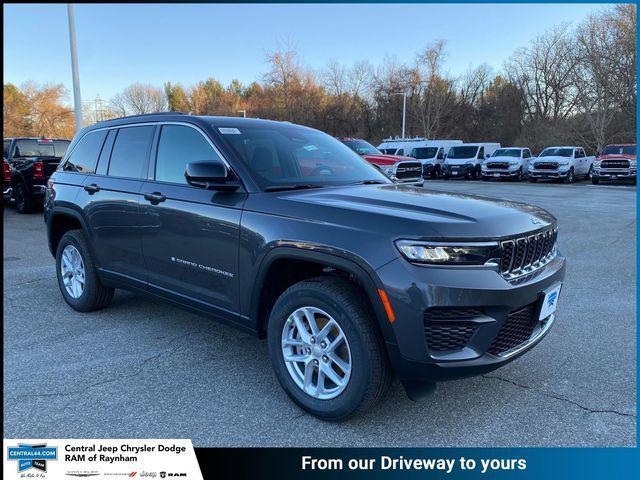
539 148 573 157
411 147 438 159
602 145 636 156
447 146 479 159
216 126 390 190
379 148 397 155
341 139 381 155
492 149 521 158
13 139 70 157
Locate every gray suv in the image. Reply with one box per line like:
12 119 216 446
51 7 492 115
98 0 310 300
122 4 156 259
45 113 566 420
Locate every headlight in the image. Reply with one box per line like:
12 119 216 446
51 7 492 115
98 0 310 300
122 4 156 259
630 160 637 168
382 166 394 174
594 160 601 167
558 160 570 166
395 240 499 265
508 161 519 166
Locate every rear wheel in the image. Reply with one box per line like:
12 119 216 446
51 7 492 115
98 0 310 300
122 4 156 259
267 276 391 420
56 230 114 312
14 182 34 214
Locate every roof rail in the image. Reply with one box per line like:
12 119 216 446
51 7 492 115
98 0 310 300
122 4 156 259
98 111 188 123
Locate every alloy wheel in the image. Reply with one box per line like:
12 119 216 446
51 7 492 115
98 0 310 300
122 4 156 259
281 306 352 400
60 245 86 298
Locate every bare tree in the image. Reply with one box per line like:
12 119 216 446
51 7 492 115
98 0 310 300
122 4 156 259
506 25 579 121
412 40 456 138
109 83 167 116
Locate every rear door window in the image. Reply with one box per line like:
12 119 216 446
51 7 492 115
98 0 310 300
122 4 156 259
63 130 108 173
107 126 155 179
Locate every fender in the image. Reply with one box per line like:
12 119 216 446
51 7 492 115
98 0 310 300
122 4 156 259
46 206 97 263
250 245 398 346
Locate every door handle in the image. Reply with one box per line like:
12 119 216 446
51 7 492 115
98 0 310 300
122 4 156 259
144 192 166 204
84 183 100 194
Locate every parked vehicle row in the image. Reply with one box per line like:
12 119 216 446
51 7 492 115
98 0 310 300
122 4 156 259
339 135 636 186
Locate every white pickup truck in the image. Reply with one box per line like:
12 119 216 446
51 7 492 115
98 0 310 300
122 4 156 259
481 147 533 181
529 146 595 184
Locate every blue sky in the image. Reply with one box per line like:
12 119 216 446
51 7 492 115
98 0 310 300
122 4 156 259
4 3 606 105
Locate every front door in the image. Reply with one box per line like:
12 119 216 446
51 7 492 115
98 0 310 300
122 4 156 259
139 124 246 320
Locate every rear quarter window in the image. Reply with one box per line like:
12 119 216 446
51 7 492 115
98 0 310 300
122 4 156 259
63 130 108 173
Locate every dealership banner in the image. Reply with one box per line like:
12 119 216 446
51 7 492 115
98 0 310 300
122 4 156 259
3 439 202 479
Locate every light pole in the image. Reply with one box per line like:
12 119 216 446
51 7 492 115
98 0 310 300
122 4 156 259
67 4 83 132
237 110 246 118
393 92 407 139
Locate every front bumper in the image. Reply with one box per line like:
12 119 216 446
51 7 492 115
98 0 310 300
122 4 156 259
376 253 566 384
593 168 636 180
529 168 569 179
481 168 520 179
442 164 474 178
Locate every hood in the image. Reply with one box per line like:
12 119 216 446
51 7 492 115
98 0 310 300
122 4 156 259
362 153 417 165
487 156 519 163
598 153 636 161
250 184 556 241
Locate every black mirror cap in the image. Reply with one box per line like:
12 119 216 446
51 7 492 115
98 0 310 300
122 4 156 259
185 160 240 191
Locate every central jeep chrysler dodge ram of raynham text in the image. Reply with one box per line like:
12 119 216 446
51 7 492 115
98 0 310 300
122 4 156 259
45 114 566 420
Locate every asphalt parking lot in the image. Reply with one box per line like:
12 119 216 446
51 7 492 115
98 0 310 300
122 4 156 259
3 179 637 447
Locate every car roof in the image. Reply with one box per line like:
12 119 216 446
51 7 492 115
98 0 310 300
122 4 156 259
92 112 307 131
4 137 70 141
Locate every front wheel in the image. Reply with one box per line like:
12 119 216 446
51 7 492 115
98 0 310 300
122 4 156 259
563 168 575 184
267 277 391 421
516 168 523 182
529 177 538 183
591 176 600 185
56 230 115 312
586 165 593 180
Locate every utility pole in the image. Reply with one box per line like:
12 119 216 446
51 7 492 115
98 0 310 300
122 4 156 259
394 92 407 139
67 4 83 132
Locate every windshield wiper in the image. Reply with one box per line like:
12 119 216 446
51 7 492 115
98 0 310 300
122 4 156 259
351 179 387 185
264 184 326 192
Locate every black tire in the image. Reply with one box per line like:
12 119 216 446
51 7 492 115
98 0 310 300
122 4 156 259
632 177 637 186
591 177 600 185
586 165 593 180
267 276 392 421
516 168 523 182
563 168 575 184
55 230 114 312
14 182 34 214
431 166 440 179
529 177 538 183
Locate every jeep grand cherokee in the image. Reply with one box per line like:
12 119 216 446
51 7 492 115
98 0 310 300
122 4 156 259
45 113 566 420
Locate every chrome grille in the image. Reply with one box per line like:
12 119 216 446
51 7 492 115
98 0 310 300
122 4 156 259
499 228 557 280
601 159 630 169
395 162 423 180
534 162 558 170
487 162 509 169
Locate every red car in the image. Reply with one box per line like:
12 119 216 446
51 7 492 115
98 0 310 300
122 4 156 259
592 144 636 184
337 137 423 182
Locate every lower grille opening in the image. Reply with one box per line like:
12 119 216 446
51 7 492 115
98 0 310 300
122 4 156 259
425 324 476 352
424 308 483 352
488 303 538 356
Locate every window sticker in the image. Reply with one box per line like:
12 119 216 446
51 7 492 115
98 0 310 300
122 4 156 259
218 127 241 135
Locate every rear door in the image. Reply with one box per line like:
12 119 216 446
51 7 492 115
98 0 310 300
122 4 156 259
139 123 246 320
80 124 156 285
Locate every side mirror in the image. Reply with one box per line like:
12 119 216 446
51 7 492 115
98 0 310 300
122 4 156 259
185 160 239 191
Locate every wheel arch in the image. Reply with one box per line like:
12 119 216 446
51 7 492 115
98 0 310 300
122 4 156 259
251 247 397 345
47 207 94 260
